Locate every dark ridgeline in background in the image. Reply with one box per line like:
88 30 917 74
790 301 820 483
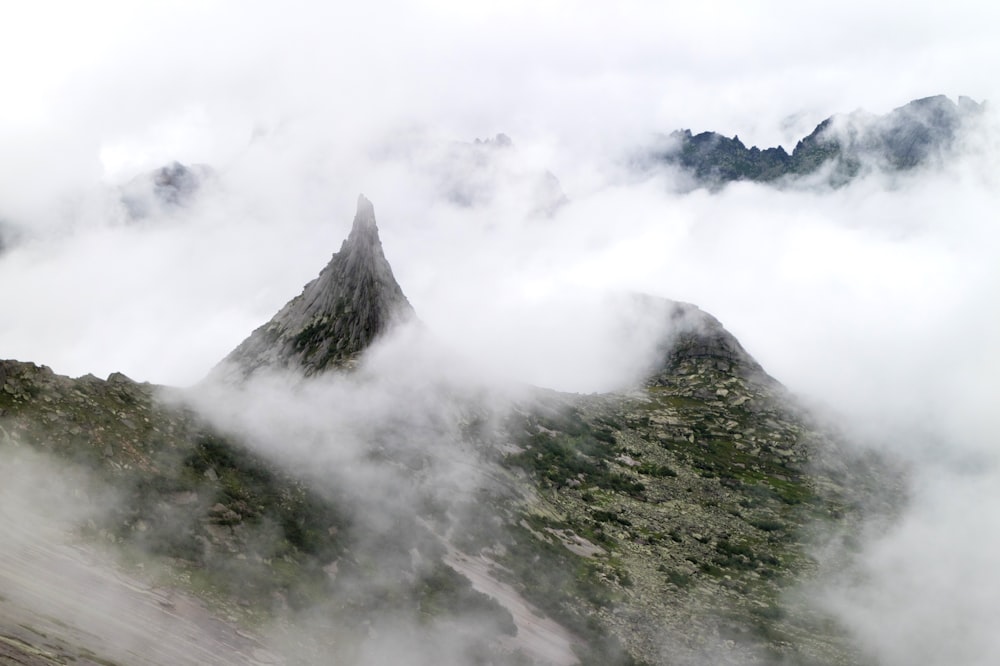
648 94 984 187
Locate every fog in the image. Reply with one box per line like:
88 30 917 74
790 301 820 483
0 442 287 665
183 328 560 664
2 1 1000 664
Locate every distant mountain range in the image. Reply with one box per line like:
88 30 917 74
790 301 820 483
647 95 984 187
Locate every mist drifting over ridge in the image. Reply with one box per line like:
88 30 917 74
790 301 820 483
2 1 1000 664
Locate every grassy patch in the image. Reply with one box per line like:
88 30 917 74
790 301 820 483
505 407 644 497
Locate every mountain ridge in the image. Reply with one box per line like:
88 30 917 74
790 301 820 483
0 196 890 665
650 94 984 187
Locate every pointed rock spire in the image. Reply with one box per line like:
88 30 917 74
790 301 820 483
215 195 415 380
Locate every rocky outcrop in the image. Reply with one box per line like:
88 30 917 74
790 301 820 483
651 300 766 382
213 195 415 379
650 95 984 187
121 161 214 219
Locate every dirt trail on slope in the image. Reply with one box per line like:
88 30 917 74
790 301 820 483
443 549 580 666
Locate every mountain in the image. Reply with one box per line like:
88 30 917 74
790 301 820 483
0 198 890 665
120 161 215 219
648 94 984 187
213 195 415 380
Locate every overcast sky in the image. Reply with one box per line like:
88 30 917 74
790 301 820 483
2 4 1000 663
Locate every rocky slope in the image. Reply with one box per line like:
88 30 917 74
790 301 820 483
648 95 983 188
0 197 892 665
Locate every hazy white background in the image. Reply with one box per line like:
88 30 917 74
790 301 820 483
2 2 1000 664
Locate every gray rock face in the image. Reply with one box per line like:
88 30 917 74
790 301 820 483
214 195 415 379
656 301 765 379
623 295 768 387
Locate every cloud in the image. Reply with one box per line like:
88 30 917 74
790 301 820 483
818 467 1000 666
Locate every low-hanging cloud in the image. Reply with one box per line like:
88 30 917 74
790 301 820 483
0 440 290 666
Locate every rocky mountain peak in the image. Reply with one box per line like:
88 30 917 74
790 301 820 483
344 193 378 247
120 161 214 219
644 298 770 391
213 195 414 380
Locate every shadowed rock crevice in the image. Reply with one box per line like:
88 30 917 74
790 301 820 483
215 195 415 379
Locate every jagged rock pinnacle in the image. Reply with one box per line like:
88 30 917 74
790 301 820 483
349 194 377 240
213 195 415 380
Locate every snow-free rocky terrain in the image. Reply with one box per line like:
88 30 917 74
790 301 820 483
0 195 892 665
647 94 984 188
